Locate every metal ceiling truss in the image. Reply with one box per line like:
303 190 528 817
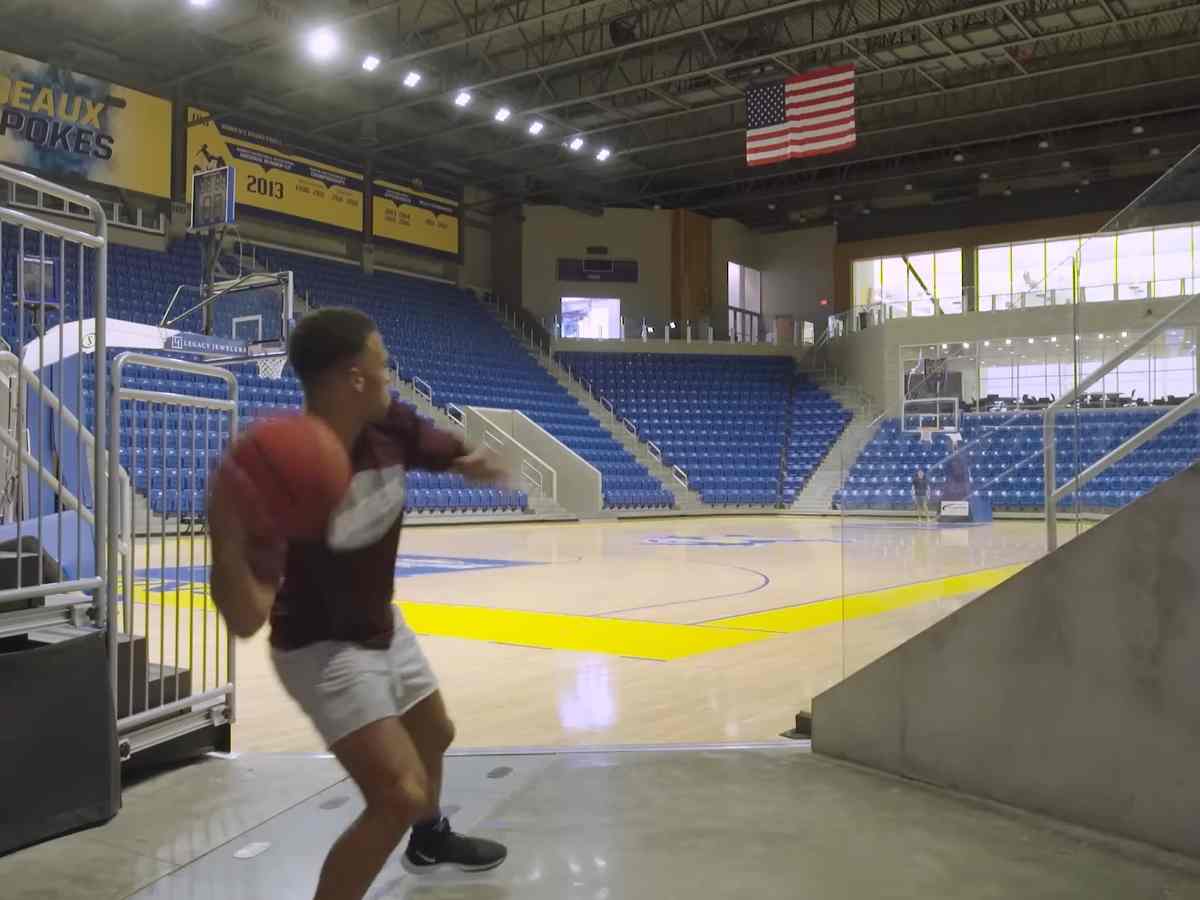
456 1 1200 172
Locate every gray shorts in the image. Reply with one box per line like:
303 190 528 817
271 608 439 748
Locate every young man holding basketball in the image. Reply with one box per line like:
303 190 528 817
209 308 509 900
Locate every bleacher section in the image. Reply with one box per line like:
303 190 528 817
557 352 851 506
251 246 672 510
82 350 528 518
783 382 853 503
1 229 206 342
838 409 1199 513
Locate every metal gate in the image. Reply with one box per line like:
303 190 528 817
108 352 238 758
0 163 109 639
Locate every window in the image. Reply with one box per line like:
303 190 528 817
934 250 962 313
1116 229 1153 301
1011 241 1045 307
1078 234 1116 302
1044 239 1078 305
853 258 880 306
977 246 1011 310
1154 226 1192 298
561 297 620 340
728 261 763 341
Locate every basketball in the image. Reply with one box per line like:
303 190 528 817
229 413 352 541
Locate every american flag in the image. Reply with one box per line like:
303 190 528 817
745 64 856 167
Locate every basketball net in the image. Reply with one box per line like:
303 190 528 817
258 355 287 380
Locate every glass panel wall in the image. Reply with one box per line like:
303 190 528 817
978 221 1200 308
851 249 964 317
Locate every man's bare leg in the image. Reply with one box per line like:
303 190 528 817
402 691 455 813
315 717 435 900
399 691 508 874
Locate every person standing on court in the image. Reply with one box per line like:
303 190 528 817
208 308 510 900
912 467 930 522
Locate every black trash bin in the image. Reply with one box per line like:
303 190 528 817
0 628 120 855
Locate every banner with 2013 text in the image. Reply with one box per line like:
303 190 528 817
186 107 364 232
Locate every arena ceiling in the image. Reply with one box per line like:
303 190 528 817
4 0 1200 235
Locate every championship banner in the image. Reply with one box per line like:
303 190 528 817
186 107 364 232
372 177 461 257
0 51 171 197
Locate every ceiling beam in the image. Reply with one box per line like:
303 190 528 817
460 7 1200 186
163 0 413 88
308 0 915 138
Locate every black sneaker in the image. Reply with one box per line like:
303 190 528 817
402 817 507 874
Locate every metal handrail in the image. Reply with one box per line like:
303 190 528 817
520 460 545 498
446 403 465 428
413 376 433 405
620 417 638 436
672 465 689 487
647 440 663 462
0 162 109 642
1043 289 1200 551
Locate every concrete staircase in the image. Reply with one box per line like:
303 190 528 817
490 313 706 513
789 380 881 515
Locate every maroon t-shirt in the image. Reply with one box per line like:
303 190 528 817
269 401 465 650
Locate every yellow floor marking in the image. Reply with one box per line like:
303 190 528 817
125 563 1026 659
395 601 770 661
711 564 1027 633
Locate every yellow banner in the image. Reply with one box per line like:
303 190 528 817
186 107 364 232
0 51 171 197
372 177 460 256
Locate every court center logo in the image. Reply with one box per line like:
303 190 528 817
644 534 846 547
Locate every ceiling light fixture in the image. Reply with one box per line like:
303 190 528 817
527 120 545 136
306 26 340 62
361 54 381 72
454 90 472 107
403 71 422 88
595 147 612 162
494 106 512 122
1132 123 1145 135
568 136 585 152
1038 139 1050 149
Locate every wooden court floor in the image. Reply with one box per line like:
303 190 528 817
126 516 1064 753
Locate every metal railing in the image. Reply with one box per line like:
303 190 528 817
446 402 465 429
1043 290 1200 551
0 163 109 638
413 375 433 407
109 352 238 757
520 459 545 498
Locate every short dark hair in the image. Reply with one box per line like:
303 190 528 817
287 307 378 388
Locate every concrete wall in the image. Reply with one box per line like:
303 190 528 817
462 406 557 503
520 205 672 325
469 406 603 516
492 205 523 309
812 463 1200 858
755 225 836 325
829 298 1200 414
